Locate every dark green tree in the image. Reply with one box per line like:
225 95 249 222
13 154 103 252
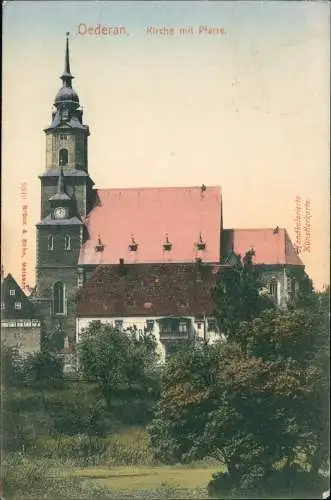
149 274 329 497
212 249 274 341
77 321 160 409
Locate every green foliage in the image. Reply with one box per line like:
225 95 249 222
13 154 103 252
23 428 154 467
99 428 155 466
150 284 330 497
1 348 65 390
32 434 108 466
21 349 64 388
149 342 221 464
212 250 274 340
1 343 23 388
2 454 109 499
78 321 160 408
208 466 329 499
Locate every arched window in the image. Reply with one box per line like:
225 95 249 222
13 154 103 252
53 281 65 315
48 235 54 251
64 234 71 251
59 148 68 166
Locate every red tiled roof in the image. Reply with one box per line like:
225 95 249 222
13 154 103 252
222 228 304 266
79 186 222 265
76 263 218 317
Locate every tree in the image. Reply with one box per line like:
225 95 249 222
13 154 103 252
77 321 160 409
149 282 330 497
149 342 221 464
212 249 274 341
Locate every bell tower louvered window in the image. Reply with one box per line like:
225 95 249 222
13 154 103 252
59 148 68 166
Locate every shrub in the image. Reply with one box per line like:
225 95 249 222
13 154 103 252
1 454 109 498
32 435 108 466
100 428 156 466
207 465 330 499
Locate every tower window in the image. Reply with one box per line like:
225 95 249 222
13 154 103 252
9 289 15 296
14 302 22 310
53 281 66 315
59 148 68 166
64 234 71 251
48 235 54 251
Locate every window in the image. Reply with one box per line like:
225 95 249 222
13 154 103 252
64 234 71 251
59 148 68 166
146 320 154 332
9 289 15 296
160 320 172 333
77 270 84 288
60 135 67 140
48 235 54 251
129 236 138 252
179 321 188 333
268 279 278 297
14 302 22 310
53 281 65 315
115 320 123 329
1 302 5 310
207 318 217 332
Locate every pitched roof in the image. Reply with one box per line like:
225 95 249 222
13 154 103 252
78 186 222 266
36 215 83 226
222 228 304 266
76 263 219 318
1 274 36 319
39 168 90 178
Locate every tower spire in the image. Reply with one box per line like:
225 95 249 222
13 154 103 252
49 166 71 202
60 32 74 87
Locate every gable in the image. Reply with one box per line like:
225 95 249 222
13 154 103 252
1 274 36 319
221 228 304 266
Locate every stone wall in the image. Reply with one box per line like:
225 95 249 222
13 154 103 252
1 324 40 356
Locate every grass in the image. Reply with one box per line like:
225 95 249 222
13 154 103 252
73 465 221 490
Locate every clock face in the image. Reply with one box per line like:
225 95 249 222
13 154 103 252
54 207 66 219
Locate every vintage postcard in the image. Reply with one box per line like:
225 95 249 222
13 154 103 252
1 1 330 499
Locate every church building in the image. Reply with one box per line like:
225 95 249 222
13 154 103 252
7 35 305 361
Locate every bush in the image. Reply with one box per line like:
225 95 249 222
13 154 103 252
1 454 109 498
33 435 108 466
31 428 155 467
207 465 330 499
100 428 156 466
21 350 64 389
49 398 113 436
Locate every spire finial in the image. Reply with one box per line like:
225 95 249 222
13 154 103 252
61 32 74 87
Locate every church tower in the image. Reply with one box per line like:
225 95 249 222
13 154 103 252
35 34 94 349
